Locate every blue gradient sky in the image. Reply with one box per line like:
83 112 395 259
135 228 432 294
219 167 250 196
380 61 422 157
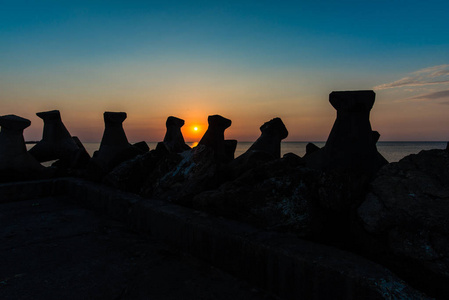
1 1 448 142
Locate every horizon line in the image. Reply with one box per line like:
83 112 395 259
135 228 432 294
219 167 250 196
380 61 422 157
25 140 449 144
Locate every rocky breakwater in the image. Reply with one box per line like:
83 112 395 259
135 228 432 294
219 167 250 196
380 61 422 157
110 91 445 298
100 89 446 297
140 115 236 204
105 91 391 249
104 116 191 193
107 114 240 204
3 90 448 298
191 117 311 231
191 91 389 247
358 148 449 297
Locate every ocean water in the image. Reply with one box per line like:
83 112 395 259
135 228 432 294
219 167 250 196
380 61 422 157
79 141 447 163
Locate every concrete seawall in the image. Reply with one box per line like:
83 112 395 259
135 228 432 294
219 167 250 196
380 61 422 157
0 178 427 299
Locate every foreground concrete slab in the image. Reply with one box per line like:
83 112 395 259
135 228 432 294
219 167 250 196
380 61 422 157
0 195 270 300
0 179 429 299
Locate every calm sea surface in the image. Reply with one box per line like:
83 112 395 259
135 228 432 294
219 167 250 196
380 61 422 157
79 141 447 163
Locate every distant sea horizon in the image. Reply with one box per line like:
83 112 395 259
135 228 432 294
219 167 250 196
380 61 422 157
25 141 445 163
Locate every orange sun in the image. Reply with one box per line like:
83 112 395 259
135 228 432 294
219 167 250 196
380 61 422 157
185 123 204 142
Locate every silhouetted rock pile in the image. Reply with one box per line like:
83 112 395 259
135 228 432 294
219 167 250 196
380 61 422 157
193 153 318 233
2 90 448 298
142 144 221 204
358 148 449 297
104 142 181 194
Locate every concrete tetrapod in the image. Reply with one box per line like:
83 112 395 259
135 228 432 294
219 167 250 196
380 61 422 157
89 112 144 176
163 116 191 153
230 117 289 178
305 90 387 173
0 115 47 181
246 117 288 159
198 115 234 163
28 110 90 168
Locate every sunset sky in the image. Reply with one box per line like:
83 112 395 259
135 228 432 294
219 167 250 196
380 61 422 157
1 1 448 142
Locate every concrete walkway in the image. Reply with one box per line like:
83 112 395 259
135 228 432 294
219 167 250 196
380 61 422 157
0 196 272 300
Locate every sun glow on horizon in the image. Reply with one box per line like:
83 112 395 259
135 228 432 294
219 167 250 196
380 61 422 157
182 122 206 142
189 124 203 134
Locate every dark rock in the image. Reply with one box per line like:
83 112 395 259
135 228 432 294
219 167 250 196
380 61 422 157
28 110 91 169
224 139 237 161
304 143 320 157
105 143 180 193
143 144 221 205
155 141 170 153
193 155 323 235
229 118 289 178
132 141 150 153
28 110 79 162
198 115 232 163
282 152 303 162
163 116 191 153
0 115 49 181
193 150 376 250
304 91 388 174
88 112 144 179
229 150 275 179
247 117 288 158
51 137 91 171
372 130 380 143
69 136 91 169
357 149 449 298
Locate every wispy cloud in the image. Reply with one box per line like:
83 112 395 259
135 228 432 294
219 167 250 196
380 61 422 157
411 89 449 100
374 64 449 90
